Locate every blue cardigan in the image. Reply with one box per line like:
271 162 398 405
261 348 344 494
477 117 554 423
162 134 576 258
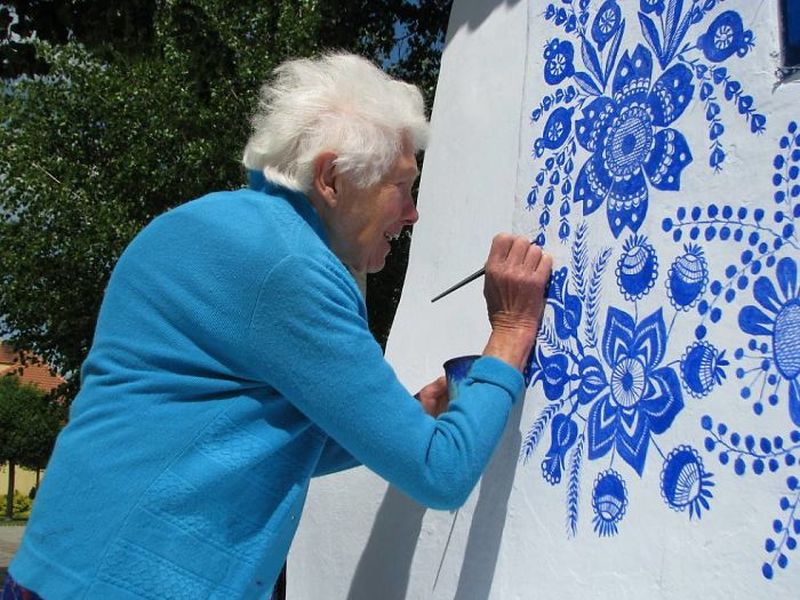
10 179 523 598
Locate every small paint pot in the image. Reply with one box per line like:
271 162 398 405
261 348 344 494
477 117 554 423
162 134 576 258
443 355 481 400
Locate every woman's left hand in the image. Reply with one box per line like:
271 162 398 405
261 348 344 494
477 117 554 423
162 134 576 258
415 376 448 417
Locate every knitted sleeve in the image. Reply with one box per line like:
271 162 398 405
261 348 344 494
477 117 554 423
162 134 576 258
312 437 361 477
246 254 524 509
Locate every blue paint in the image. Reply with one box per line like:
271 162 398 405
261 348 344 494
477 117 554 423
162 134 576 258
591 0 623 52
542 413 579 484
615 234 658 301
591 469 627 536
660 445 714 519
680 341 727 399
739 257 800 425
666 244 709 310
547 266 582 340
531 0 765 246
573 43 694 238
587 307 683 475
697 11 754 63
524 4 797 579
444 355 481 400
544 39 576 85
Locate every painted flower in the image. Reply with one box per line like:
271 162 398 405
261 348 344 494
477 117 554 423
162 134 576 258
588 307 684 475
615 234 658 301
660 445 714 519
577 355 608 405
681 341 728 399
529 346 572 401
592 469 628 536
639 0 664 15
541 414 579 484
666 244 708 310
697 11 754 63
574 44 694 237
547 266 582 340
544 39 575 85
541 106 574 150
591 0 622 51
739 257 800 425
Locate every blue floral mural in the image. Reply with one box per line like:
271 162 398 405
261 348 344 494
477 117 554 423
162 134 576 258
587 307 684 474
521 0 798 582
662 121 800 579
528 0 763 244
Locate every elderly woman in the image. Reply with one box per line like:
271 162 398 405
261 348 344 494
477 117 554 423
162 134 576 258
5 53 551 598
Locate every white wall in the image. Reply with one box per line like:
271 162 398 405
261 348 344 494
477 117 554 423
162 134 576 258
290 1 800 597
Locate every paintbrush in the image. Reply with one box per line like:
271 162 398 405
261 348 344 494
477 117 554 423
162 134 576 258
430 266 486 303
431 239 542 303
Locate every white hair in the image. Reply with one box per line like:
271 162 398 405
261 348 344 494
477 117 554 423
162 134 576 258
242 52 429 193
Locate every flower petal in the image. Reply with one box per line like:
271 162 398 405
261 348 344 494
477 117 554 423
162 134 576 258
552 413 579 450
575 153 613 216
541 351 570 400
777 257 799 301
587 395 617 461
738 305 774 336
632 308 668 368
602 306 635 366
644 128 692 191
612 44 653 107
578 355 609 404
614 409 649 476
752 275 782 314
576 96 617 153
607 170 648 237
640 367 684 434
648 63 694 127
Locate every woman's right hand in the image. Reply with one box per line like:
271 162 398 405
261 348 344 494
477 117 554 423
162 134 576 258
482 234 552 371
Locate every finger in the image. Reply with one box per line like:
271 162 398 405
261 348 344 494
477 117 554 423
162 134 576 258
523 244 543 270
487 233 514 265
536 251 554 276
505 236 531 265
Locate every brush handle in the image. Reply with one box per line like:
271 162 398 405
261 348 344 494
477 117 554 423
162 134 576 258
430 266 486 303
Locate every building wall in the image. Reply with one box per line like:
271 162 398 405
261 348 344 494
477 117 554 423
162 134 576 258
0 465 39 498
290 1 799 598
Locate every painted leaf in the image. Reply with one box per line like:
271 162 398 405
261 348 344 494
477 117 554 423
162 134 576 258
638 12 663 59
581 38 605 88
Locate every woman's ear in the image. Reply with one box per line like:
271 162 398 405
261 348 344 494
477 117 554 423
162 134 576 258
312 152 339 208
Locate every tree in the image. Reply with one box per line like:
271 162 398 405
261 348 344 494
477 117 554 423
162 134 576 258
0 1 454 398
0 375 64 519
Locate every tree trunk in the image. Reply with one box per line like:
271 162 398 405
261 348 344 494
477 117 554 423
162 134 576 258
4 460 15 520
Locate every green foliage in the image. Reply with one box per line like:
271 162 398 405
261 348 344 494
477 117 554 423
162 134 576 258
0 375 65 471
12 489 33 519
1 374 61 518
0 1 453 396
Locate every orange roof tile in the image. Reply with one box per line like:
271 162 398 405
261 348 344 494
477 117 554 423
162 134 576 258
0 342 65 393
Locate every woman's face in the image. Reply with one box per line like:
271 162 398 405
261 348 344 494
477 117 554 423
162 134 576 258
327 143 420 273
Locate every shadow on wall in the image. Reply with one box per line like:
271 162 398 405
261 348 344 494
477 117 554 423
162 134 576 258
453 400 523 600
346 400 524 600
445 0 524 44
346 486 426 600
